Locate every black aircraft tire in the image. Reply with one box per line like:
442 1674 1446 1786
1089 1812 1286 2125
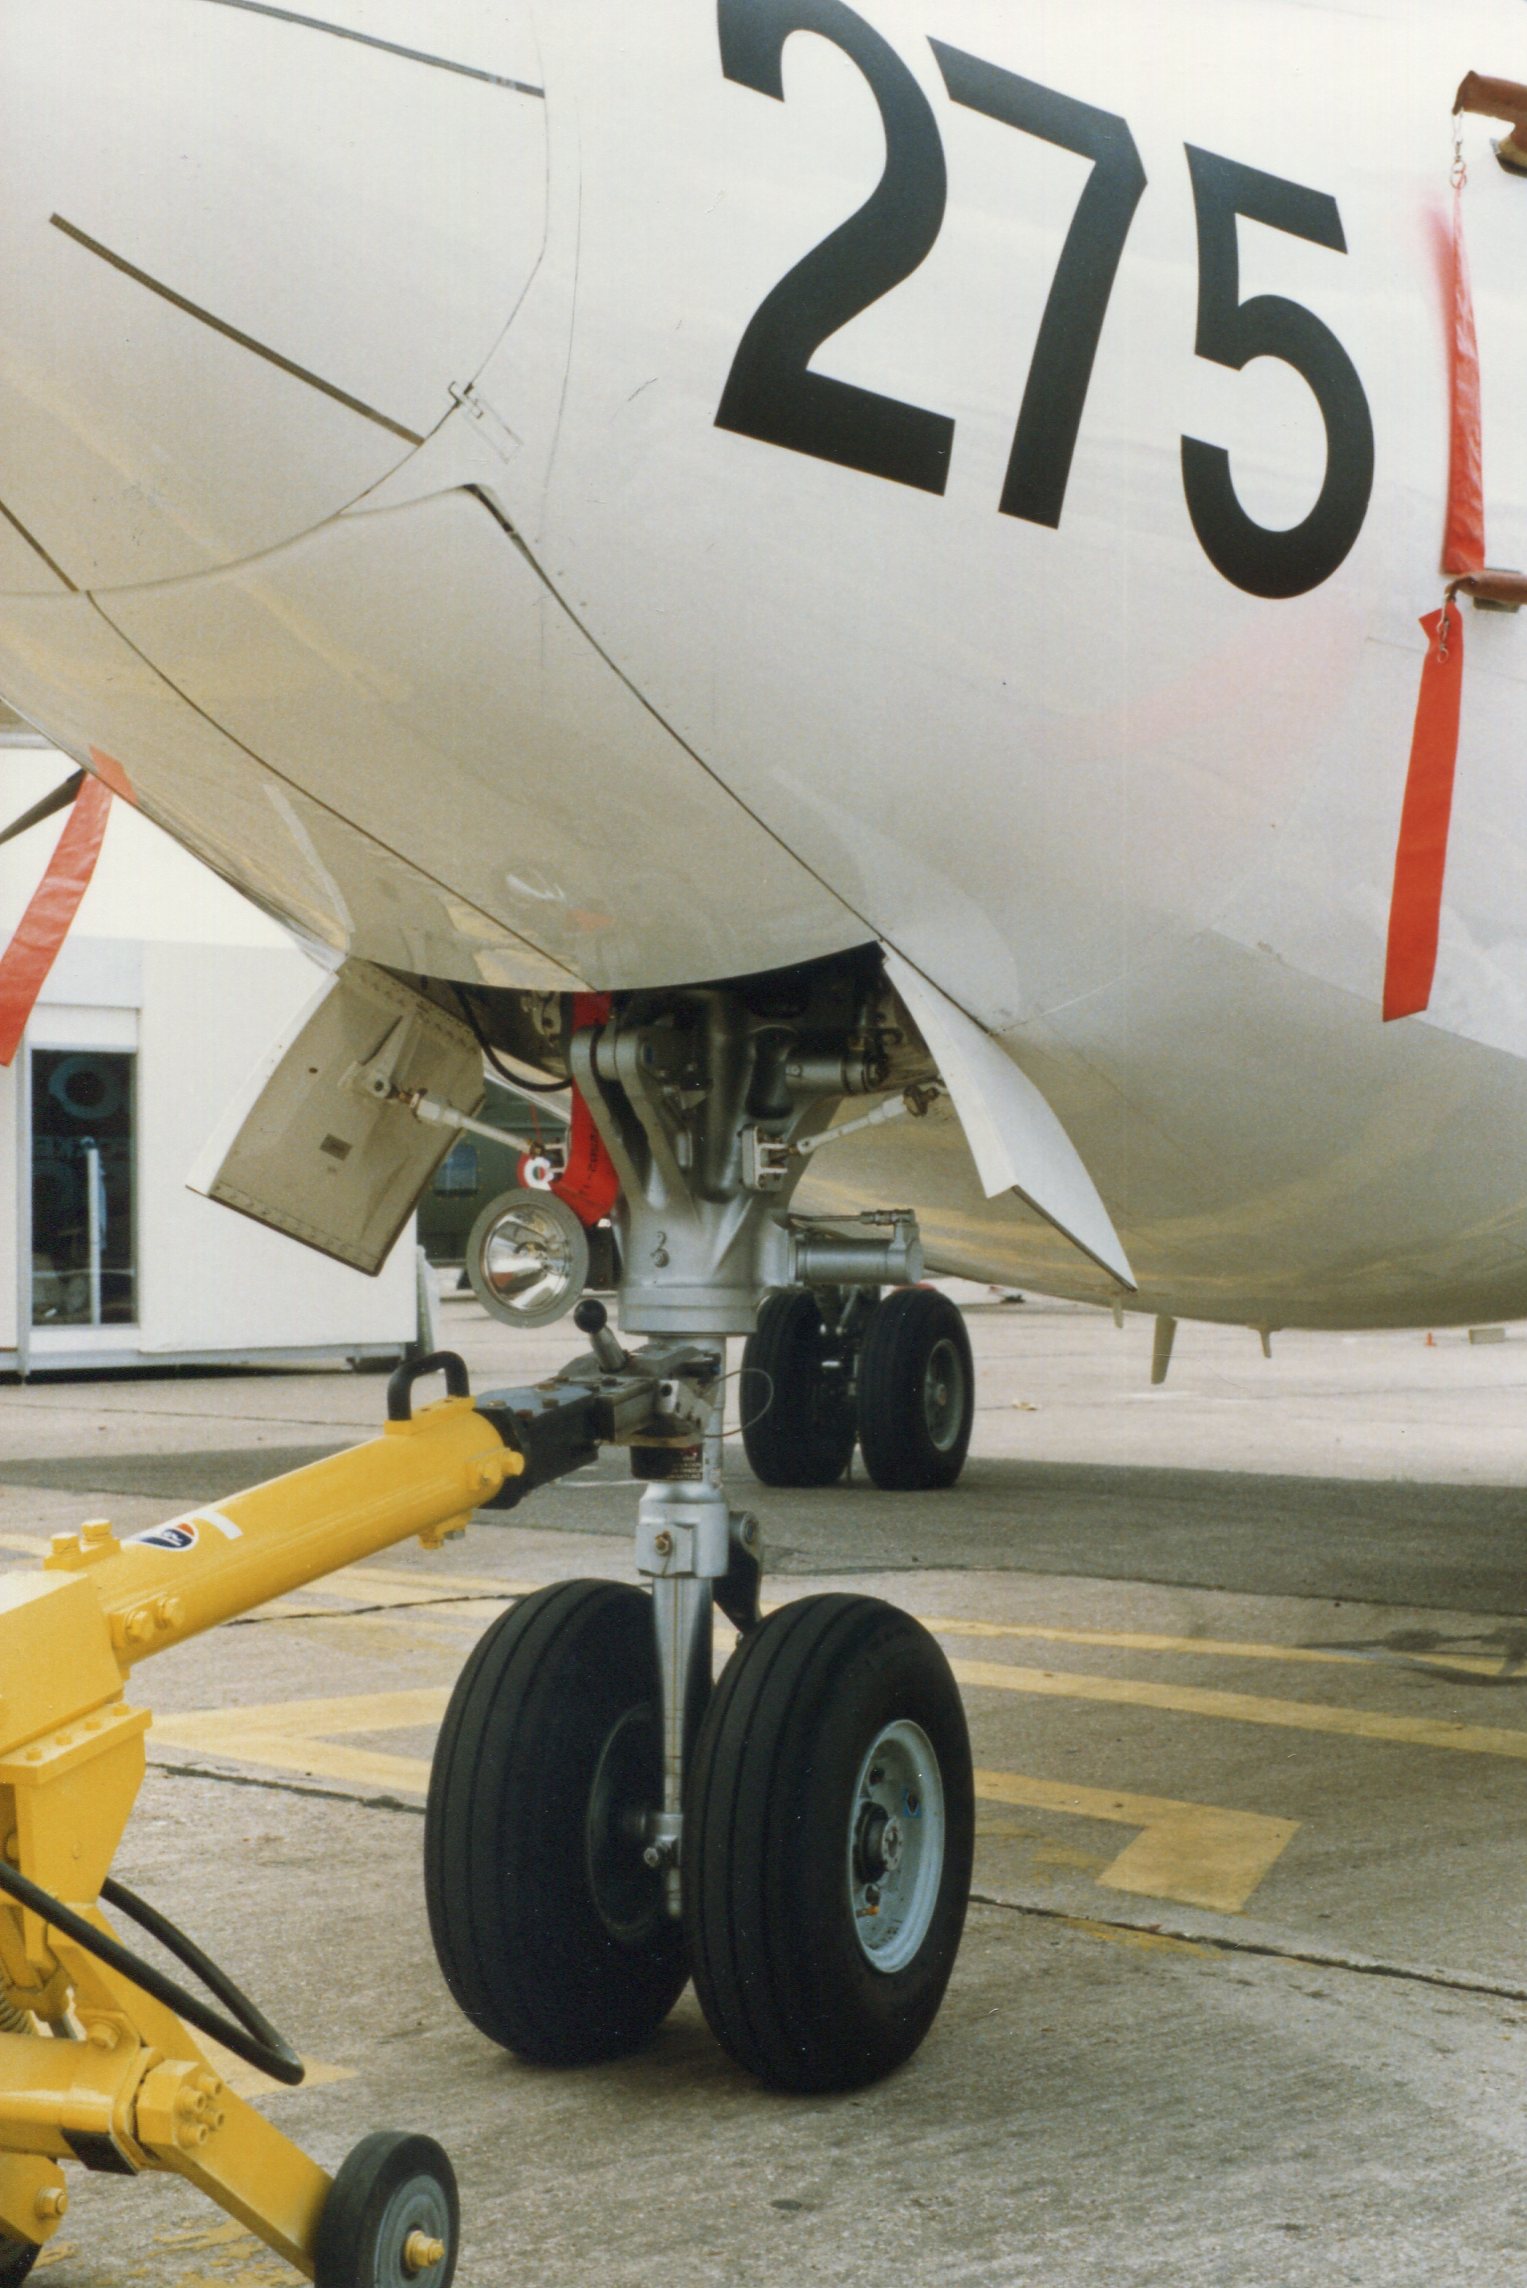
683 1594 973 2093
740 1288 858 1488
424 1580 688 2066
856 1288 975 1491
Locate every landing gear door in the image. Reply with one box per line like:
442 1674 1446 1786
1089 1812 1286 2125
189 959 485 1274
882 947 1136 1293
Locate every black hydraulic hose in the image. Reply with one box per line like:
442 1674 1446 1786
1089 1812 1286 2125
0 1861 305 2086
451 985 571 1094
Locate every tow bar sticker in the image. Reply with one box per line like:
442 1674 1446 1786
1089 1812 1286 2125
127 1507 243 1553
130 1521 199 1552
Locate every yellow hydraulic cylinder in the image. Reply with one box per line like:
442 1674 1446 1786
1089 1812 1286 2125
31 1393 520 1674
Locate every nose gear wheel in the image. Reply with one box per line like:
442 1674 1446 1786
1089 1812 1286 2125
424 1580 689 2066
683 1594 973 2091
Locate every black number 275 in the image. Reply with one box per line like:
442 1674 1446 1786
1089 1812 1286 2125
714 0 1375 601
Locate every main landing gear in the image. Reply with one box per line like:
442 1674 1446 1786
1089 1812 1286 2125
426 970 975 2092
741 1282 975 1491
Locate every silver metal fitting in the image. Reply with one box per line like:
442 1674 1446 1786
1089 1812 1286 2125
741 1127 792 1193
791 1210 922 1288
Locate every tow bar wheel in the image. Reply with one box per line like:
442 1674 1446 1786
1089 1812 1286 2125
684 1594 973 2092
0 2238 37 2285
313 2131 458 2288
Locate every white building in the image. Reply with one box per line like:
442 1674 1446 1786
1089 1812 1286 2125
0 733 418 1374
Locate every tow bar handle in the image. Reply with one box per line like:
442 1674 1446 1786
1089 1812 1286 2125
387 1348 472 1421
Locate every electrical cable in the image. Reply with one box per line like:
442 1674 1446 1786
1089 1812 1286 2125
0 1861 305 2085
451 986 570 1094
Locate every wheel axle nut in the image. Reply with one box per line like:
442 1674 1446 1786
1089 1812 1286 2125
404 2229 447 2274
652 1530 674 1557
34 2187 66 2222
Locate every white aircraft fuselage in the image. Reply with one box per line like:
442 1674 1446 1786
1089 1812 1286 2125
1 0 1525 1329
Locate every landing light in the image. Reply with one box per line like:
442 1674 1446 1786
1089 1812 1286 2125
465 1187 590 1329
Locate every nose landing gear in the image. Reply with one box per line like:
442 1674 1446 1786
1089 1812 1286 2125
426 977 975 2091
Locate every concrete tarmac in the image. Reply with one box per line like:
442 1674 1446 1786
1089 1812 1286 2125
5 1298 1527 2286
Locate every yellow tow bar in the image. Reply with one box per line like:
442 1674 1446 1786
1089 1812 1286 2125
0 1353 521 2282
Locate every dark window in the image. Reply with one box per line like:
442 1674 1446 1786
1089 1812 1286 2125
433 1140 480 1197
31 1049 136 1325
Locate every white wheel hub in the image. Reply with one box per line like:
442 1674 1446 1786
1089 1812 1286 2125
847 1718 945 1974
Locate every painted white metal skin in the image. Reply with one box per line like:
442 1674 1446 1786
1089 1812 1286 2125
0 0 1525 1329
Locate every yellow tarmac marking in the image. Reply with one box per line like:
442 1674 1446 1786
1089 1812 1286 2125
175 1551 1527 1684
154 1686 1297 1912
156 1644 1527 1812
974 1768 1299 1913
0 1531 1508 1679
929 1616 1510 1678
267 1574 537 1629
342 1563 532 1597
274 1594 1521 1682
152 1687 448 1794
313 1562 534 1601
231 1572 1523 1682
197 2033 353 2103
952 1659 1527 1759
1063 1919 1215 1959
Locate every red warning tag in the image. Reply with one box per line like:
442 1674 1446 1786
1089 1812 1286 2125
1442 174 1486 578
0 774 113 1065
1383 606 1466 1023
